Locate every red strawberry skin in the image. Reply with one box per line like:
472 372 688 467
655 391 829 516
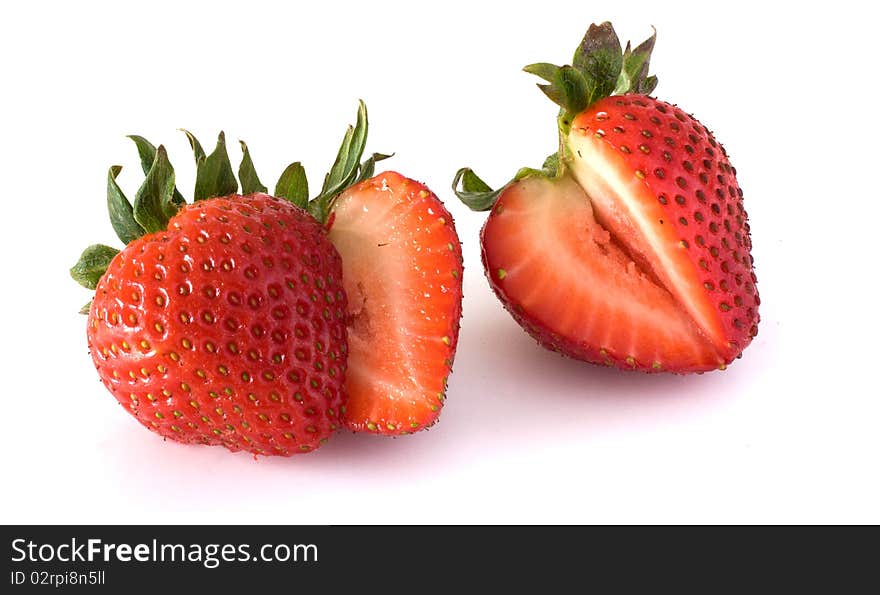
87 193 348 455
567 95 759 364
328 172 463 434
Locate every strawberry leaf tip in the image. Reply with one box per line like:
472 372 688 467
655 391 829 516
355 152 393 184
106 165 145 244
127 135 186 206
70 244 119 290
133 144 178 233
308 100 370 222
275 162 309 208
452 168 504 211
192 131 239 201
525 22 657 122
238 140 268 194
454 153 560 211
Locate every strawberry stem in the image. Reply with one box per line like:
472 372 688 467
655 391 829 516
453 21 658 212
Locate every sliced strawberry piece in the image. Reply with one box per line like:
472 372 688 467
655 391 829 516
328 172 463 434
482 174 722 372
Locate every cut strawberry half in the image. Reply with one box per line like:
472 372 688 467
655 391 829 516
482 175 721 371
454 22 758 373
328 172 463 434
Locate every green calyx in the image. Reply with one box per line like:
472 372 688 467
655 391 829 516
71 101 390 306
453 22 657 211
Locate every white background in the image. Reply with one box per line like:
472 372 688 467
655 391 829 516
1 0 877 524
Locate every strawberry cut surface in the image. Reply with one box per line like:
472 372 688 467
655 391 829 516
329 172 463 434
482 175 722 372
567 95 759 361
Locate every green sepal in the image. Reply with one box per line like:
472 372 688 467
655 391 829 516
70 244 119 290
355 152 393 184
572 22 623 104
132 145 178 233
542 152 560 173
189 131 238 201
79 301 93 315
275 162 309 209
555 66 591 118
453 152 561 212
452 168 505 211
308 100 385 223
615 28 658 95
106 165 145 244
525 22 658 120
127 135 186 207
180 129 206 163
311 100 369 220
238 140 268 194
522 63 560 83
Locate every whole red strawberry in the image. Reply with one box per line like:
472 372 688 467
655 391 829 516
454 23 758 373
73 135 348 455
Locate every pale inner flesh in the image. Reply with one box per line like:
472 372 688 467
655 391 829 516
567 131 727 352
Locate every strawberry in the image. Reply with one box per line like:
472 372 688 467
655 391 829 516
72 102 462 454
454 23 758 373
86 192 348 455
328 172 463 435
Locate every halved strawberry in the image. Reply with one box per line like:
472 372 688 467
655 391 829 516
482 174 719 371
328 172 463 434
454 22 758 373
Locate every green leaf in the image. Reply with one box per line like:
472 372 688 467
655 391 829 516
127 135 186 206
180 129 206 163
615 28 657 94
523 63 560 83
70 244 119 290
193 132 239 201
461 168 492 192
355 152 393 184
452 167 505 211
310 100 372 222
275 162 309 209
238 140 268 194
542 152 560 175
573 22 623 105
555 66 591 116
106 165 145 244
79 301 93 315
639 75 658 95
536 83 565 107
320 100 369 198
133 145 178 233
